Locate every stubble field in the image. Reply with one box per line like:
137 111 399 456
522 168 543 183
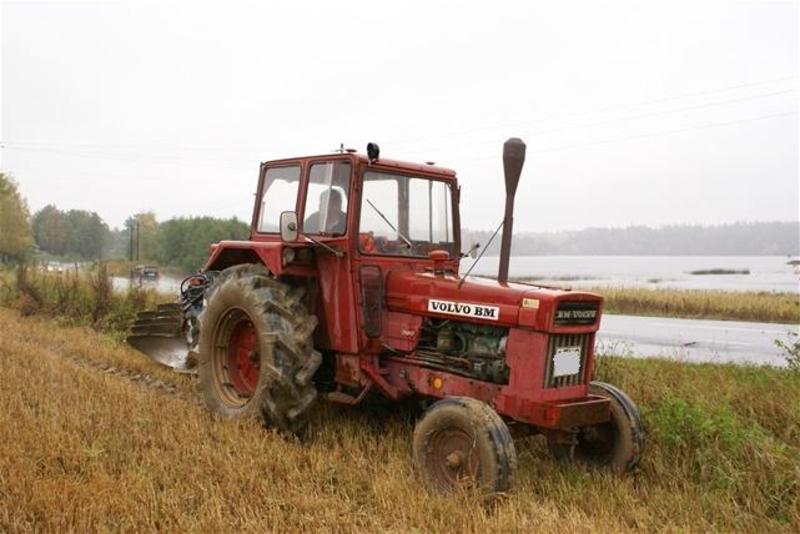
1 307 798 532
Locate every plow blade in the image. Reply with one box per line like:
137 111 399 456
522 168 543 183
126 304 196 373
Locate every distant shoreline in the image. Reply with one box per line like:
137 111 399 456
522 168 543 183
463 221 799 256
479 253 798 257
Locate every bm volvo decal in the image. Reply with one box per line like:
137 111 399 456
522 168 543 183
554 301 599 325
428 299 500 320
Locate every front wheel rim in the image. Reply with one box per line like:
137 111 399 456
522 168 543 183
424 428 481 489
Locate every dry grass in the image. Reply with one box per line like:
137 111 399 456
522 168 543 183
598 287 800 324
1 308 798 532
0 265 167 340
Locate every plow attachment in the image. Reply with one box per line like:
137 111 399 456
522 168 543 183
126 302 196 373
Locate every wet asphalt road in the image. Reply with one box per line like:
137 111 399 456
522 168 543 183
597 314 799 367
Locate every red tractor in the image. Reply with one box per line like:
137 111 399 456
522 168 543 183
128 139 644 493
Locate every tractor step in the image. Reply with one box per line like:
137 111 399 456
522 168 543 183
324 391 360 405
324 383 373 405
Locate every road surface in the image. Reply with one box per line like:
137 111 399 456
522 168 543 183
597 314 799 367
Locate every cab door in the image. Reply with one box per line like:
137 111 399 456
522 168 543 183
299 158 360 354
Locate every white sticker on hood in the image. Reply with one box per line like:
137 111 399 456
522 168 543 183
428 299 500 321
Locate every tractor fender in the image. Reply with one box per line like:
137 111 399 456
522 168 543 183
203 240 316 276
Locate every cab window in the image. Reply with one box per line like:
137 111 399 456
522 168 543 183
257 165 300 233
359 171 456 257
303 161 351 236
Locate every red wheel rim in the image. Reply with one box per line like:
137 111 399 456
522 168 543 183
226 319 260 397
211 308 262 407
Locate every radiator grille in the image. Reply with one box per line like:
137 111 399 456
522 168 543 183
543 334 591 388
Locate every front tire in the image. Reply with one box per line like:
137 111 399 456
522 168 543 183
548 381 645 472
413 397 517 494
197 265 321 434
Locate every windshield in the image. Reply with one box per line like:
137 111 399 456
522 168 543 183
359 171 456 257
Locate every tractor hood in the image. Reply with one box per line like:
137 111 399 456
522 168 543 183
384 271 603 331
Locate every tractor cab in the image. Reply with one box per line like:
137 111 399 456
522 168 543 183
251 148 461 265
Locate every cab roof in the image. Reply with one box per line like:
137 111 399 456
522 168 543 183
262 152 457 179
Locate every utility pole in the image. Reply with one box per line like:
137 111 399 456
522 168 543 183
129 221 134 262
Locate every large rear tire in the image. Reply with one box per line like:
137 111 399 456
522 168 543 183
197 264 321 434
413 397 517 494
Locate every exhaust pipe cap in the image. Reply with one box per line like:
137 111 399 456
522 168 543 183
503 138 526 197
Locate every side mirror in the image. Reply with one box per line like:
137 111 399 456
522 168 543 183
279 211 298 242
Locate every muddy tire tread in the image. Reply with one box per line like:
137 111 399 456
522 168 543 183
197 263 321 434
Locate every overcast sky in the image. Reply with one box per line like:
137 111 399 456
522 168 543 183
1 0 798 231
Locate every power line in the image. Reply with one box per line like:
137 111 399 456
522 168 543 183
457 110 798 163
1 76 795 157
4 109 796 172
5 86 795 167
0 143 260 169
0 139 275 154
394 88 798 158
382 75 798 147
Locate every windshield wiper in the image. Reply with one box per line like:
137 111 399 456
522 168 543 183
365 198 413 248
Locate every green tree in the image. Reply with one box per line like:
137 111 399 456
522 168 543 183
155 216 249 273
0 173 34 261
126 211 159 261
32 204 69 255
104 226 131 260
64 209 109 260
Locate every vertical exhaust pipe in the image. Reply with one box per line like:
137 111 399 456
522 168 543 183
498 138 526 284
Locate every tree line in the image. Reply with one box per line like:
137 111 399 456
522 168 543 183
0 174 34 262
462 221 800 256
31 204 109 260
0 173 249 273
3 170 797 268
40 208 249 273
129 215 250 273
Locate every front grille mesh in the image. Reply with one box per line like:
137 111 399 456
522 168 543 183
543 334 591 388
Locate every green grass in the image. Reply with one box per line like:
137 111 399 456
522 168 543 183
0 264 168 340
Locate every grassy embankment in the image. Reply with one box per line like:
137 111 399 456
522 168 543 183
0 267 798 531
490 276 800 324
598 287 800 324
0 264 168 340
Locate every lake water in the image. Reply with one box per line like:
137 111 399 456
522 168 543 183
463 255 800 293
112 275 183 294
113 255 800 295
